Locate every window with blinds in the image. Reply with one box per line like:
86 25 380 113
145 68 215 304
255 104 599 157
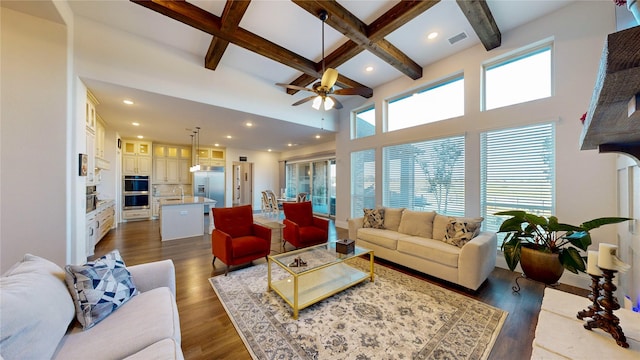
480 122 555 245
351 149 376 218
382 136 465 216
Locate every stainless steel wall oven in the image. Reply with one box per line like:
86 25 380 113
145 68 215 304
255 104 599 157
123 175 149 209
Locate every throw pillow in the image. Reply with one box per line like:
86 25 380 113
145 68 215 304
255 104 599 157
443 217 484 248
65 250 138 330
432 213 450 240
397 210 436 238
382 207 404 232
363 208 385 229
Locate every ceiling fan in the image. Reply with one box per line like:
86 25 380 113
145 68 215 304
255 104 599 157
276 10 372 111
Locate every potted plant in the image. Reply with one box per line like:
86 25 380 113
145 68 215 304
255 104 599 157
495 210 630 284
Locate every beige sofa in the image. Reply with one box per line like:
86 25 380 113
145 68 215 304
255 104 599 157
0 254 183 360
348 208 497 291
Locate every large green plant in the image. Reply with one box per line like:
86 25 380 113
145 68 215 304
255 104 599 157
495 210 630 274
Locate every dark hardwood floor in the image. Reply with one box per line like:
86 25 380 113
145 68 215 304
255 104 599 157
93 215 588 360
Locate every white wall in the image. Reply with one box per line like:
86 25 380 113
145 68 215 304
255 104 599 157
333 1 619 285
1 7 71 271
224 148 280 211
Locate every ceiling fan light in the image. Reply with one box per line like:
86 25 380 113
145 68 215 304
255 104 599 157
324 97 335 110
312 96 323 110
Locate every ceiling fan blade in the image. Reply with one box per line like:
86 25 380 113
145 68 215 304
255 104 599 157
291 95 318 106
321 68 338 89
333 87 373 97
275 83 315 92
328 96 343 109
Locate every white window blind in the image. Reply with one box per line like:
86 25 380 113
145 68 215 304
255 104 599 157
480 122 555 244
382 136 465 216
351 149 376 218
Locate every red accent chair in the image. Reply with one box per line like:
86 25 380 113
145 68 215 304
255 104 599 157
282 201 329 249
211 205 271 275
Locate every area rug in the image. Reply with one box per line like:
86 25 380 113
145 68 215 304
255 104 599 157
209 257 507 360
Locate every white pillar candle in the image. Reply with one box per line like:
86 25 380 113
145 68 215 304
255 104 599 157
586 250 602 276
598 243 618 270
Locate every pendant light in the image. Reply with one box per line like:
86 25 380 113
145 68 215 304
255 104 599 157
189 127 201 172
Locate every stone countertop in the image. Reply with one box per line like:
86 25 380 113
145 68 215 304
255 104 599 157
159 196 216 206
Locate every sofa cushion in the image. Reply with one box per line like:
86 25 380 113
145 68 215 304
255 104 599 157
432 213 450 240
357 228 404 250
53 287 181 360
397 236 461 268
123 338 184 360
382 207 404 232
397 210 436 238
65 250 138 330
363 208 385 229
443 217 483 248
0 254 75 360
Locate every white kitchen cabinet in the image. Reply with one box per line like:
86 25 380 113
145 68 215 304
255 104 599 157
123 140 151 156
86 130 96 185
86 212 97 257
153 144 191 184
96 115 106 159
86 90 98 133
96 202 115 243
123 140 152 175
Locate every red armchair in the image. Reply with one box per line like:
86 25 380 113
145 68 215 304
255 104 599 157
211 205 272 275
282 201 329 249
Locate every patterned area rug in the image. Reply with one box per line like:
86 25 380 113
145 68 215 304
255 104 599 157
209 257 507 360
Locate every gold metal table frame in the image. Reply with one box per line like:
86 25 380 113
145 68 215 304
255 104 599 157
267 242 374 319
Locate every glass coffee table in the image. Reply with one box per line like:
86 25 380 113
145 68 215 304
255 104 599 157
267 242 374 319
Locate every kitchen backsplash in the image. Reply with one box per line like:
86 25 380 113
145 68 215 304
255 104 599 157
152 184 193 197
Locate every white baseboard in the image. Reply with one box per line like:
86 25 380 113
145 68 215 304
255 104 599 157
495 254 591 290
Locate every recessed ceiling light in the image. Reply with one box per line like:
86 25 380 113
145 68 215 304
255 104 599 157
214 143 220 147
268 149 272 152
315 134 321 139
288 143 293 147
427 32 438 40
137 135 144 139
365 66 374 72
226 135 232 139
245 122 253 127
123 99 134 105
132 122 140 126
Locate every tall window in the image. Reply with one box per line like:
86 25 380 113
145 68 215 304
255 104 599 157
483 45 552 111
481 123 555 245
353 106 375 139
387 76 464 132
383 136 465 216
351 149 376 218
285 158 335 216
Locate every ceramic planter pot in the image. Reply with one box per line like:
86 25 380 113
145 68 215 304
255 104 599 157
520 246 564 284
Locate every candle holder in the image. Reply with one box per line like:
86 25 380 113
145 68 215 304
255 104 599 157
583 268 629 348
577 274 602 319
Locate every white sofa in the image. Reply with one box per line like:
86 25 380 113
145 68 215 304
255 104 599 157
348 208 497 291
0 254 183 360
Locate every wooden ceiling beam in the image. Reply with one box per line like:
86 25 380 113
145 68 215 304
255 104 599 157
205 0 251 70
292 0 424 80
287 0 436 94
456 0 501 51
131 0 371 96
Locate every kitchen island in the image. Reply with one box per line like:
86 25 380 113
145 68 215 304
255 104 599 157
159 196 216 241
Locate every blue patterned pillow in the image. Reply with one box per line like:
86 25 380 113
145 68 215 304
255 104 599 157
64 250 138 329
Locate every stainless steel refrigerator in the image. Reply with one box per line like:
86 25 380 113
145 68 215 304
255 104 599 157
193 166 225 213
